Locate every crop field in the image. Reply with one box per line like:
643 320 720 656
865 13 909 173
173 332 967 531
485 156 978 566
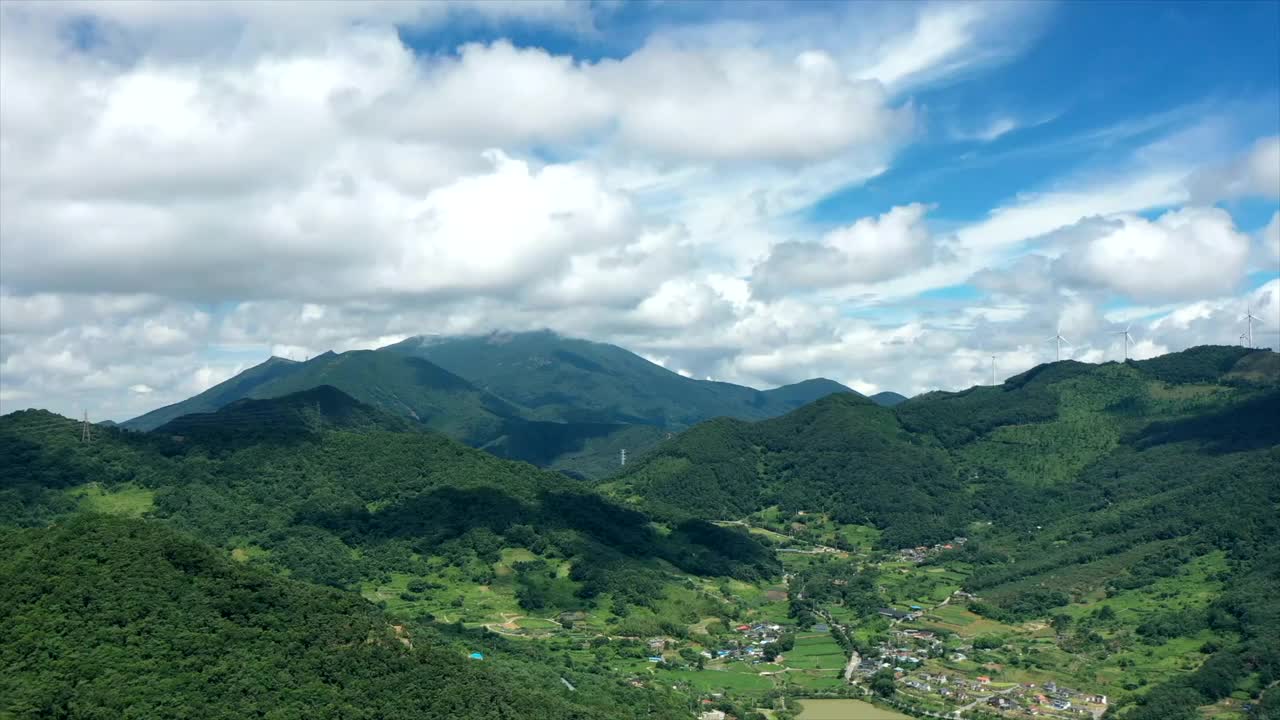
785 633 847 670
796 698 910 719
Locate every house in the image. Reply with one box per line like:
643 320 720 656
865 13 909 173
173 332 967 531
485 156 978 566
647 656 664 663
1088 694 1108 705
699 711 727 720
977 676 991 685
468 652 484 660
878 608 912 620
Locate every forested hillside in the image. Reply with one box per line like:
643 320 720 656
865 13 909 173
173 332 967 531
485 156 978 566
0 515 690 720
613 346 1280 719
612 393 962 548
1 402 776 606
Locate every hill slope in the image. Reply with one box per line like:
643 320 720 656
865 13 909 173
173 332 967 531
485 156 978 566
869 390 908 407
2 406 778 610
155 385 416 443
611 392 960 548
386 330 855 427
124 351 522 446
0 514 689 720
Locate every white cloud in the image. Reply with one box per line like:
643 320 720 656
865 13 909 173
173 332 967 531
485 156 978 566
1055 207 1251 302
1260 211 1280 265
1188 135 1280 202
752 204 935 297
598 44 912 163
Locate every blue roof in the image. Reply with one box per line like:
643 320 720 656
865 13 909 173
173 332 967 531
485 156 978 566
468 652 484 660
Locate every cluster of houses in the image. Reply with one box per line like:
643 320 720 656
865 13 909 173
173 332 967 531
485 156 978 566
657 623 790 666
896 536 969 563
1008 681 1108 716
887 672 1108 719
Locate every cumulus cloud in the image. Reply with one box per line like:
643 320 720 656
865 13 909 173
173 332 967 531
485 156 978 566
751 204 935 298
1054 207 1251 302
1188 135 1280 202
598 45 912 163
1260 211 1280 266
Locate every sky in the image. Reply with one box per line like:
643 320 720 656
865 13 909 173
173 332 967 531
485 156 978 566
1 0 1278 421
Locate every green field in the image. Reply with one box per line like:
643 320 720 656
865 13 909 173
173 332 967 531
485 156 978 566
796 698 910 719
786 634 847 670
67 482 155 517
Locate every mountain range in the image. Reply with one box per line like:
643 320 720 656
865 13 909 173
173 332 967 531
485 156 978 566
123 330 863 476
6 343 1276 720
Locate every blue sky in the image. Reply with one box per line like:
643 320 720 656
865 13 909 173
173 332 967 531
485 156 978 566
0 0 1277 419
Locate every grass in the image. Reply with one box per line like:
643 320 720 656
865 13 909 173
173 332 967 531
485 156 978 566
786 634 847 671
67 482 154 517
661 667 775 692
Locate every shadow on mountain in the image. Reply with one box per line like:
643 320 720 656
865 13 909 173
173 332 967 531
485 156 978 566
1133 390 1280 454
487 420 631 466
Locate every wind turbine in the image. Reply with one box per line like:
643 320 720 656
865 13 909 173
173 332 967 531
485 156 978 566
1047 331 1071 362
1112 325 1133 361
1243 305 1260 349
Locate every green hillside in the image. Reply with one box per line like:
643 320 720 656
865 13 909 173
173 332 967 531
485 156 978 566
612 393 961 548
870 391 909 407
0 514 690 720
124 351 522 445
122 355 304 430
613 346 1280 719
154 385 416 443
123 333 854 478
1 406 777 612
387 330 855 427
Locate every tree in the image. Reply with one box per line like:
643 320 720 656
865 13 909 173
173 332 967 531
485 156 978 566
870 669 897 697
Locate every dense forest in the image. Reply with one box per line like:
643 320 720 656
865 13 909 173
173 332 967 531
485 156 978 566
0 515 691 719
1 391 777 600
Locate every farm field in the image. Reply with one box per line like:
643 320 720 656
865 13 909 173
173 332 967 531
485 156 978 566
796 698 910 719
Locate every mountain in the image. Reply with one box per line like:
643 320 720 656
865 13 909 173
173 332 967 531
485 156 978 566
123 351 521 445
124 331 855 476
122 354 303 430
154 385 416 443
869 390 908 407
386 330 855 427
0 515 689 719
